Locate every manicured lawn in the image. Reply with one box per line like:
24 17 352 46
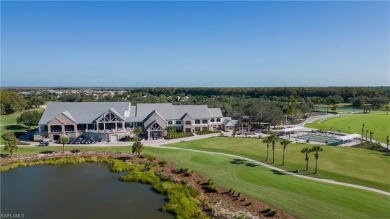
0 109 44 144
165 137 390 192
144 148 390 219
2 145 389 219
306 114 390 143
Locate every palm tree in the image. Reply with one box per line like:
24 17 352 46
361 124 365 143
301 147 311 171
132 141 144 157
369 131 374 143
267 133 279 164
280 139 291 166
4 137 18 159
166 126 176 138
232 127 237 138
311 145 323 174
133 127 143 141
262 137 272 162
59 136 69 153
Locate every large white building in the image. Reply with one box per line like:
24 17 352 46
37 102 233 142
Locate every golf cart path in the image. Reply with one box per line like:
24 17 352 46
145 144 390 197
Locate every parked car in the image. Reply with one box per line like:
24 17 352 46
38 142 49 146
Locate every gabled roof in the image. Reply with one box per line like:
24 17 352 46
223 117 239 126
61 111 77 123
136 103 175 120
109 108 125 121
180 113 192 120
39 102 130 124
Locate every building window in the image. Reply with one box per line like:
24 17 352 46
50 125 62 132
211 118 215 122
185 121 191 125
217 118 221 122
77 124 87 131
176 121 182 125
65 125 75 132
195 120 200 124
88 124 95 130
195 127 200 131
202 127 208 131
202 120 207 124
168 121 173 124
185 128 191 132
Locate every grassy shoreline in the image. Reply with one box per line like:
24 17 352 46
1 144 389 218
1 155 208 219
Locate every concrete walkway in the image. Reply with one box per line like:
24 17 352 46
145 144 390 196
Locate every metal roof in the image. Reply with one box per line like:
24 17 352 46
208 108 223 118
39 102 130 124
39 102 223 124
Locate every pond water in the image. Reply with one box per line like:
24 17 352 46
0 163 173 219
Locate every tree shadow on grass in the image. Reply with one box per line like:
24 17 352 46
230 158 246 165
245 162 258 167
39 151 56 154
4 125 26 131
1 153 10 158
270 169 287 175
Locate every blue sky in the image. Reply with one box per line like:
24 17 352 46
1 1 389 87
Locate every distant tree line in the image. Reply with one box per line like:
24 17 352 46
0 91 45 115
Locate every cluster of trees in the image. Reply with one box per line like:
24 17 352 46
128 87 389 99
0 91 45 115
262 134 324 174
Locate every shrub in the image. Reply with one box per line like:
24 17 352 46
158 160 168 167
84 156 98 162
71 149 80 153
203 179 218 193
152 182 207 219
119 136 136 141
120 170 160 185
109 159 144 172
262 208 277 217
203 183 218 193
142 153 156 161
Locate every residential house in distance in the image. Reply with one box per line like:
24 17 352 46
37 102 234 142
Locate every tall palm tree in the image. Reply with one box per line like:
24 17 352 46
59 136 69 153
263 137 272 162
301 147 311 171
311 145 323 174
268 133 279 164
280 139 291 166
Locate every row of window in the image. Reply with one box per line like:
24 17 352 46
168 118 221 125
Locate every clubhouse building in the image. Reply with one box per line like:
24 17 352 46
37 102 233 142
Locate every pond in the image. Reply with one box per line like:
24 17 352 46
0 163 173 219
